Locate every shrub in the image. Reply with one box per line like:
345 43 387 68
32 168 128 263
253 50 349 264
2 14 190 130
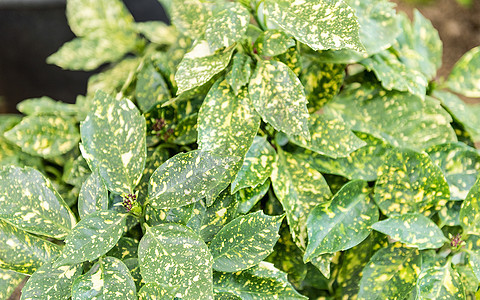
1 0 480 298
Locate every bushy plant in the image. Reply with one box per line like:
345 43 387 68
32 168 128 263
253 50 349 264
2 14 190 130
1 0 480 298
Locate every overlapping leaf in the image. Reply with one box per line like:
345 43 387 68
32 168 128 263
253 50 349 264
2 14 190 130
446 45 480 97
374 148 450 216
78 170 108 219
272 150 332 250
138 224 213 300
0 268 24 299
159 0 211 38
460 177 480 235
465 235 480 282
254 29 295 57
199 190 238 242
107 237 139 261
135 61 171 112
138 282 178 300
17 96 78 116
417 261 466 299
236 180 270 214
225 52 252 95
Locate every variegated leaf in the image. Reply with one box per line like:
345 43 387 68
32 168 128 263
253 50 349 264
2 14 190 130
54 211 126 267
138 282 178 300
107 237 139 261
135 22 177 45
264 0 364 52
465 235 480 282
249 60 310 139
0 166 76 239
446 45 480 97
460 177 480 235
135 61 171 112
159 0 211 38
17 96 78 116
78 170 108 219
4 114 79 158
138 224 213 300
199 190 238 243
72 256 136 300
213 262 307 299
80 91 146 195
357 244 421 299
254 29 295 57
417 261 466 299
0 268 24 299
374 148 450 217
304 180 378 261
272 150 331 250
145 203 195 227
225 52 252 95
372 213 447 250
438 201 462 227
0 219 62 275
209 211 283 272
148 150 238 209
236 179 270 214
290 114 366 158
20 261 82 300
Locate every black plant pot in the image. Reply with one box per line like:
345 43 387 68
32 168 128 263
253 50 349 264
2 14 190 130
0 0 168 114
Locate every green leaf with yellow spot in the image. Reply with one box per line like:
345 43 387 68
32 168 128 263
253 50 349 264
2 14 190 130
264 0 364 52
460 177 480 235
357 244 421 299
274 46 302 76
17 96 78 116
20 260 82 300
135 22 177 46
231 136 276 194
145 203 195 227
175 41 234 95
138 223 213 300
446 46 480 98
311 253 336 279
148 150 239 209
272 150 332 250
457 264 479 295
324 83 457 150
0 268 24 299
213 261 307 299
138 282 178 300
4 114 79 158
236 179 270 214
438 201 462 226
372 213 447 250
63 155 91 187
135 61 171 113
137 146 170 204
123 258 142 291
199 190 238 243
80 91 146 195
304 180 378 261
254 29 295 57
225 52 252 96
427 142 480 200
107 237 139 261
72 256 136 300
374 148 450 217
159 0 210 39
417 261 466 299
249 60 310 139
78 170 108 219
209 211 283 272
290 114 366 158
0 165 76 239
464 235 480 282
205 2 249 51
0 219 62 275
300 59 345 113
54 210 126 267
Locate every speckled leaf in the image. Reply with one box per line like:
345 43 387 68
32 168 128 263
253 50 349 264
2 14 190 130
345 0 400 54
199 190 238 242
213 262 307 299
427 142 480 200
72 256 136 300
145 203 195 227
87 57 140 97
362 50 428 98
175 41 234 95
434 90 480 141
439 201 462 226
236 179 270 214
205 2 249 51
135 61 171 112
465 235 480 282
63 155 91 187
173 113 198 145
0 268 24 299
254 29 295 57
324 83 457 150
80 91 146 195
138 224 213 300
148 150 238 209
446 46 480 97
290 114 366 158
460 177 480 235
0 166 76 239
78 170 108 219
231 136 276 193
372 213 447 250
54 211 126 267
4 114 79 158
249 60 310 139
457 264 479 295
159 0 210 38
264 0 363 52
17 96 78 116
417 261 466 299
374 148 450 217
300 60 345 113
0 219 62 275
209 211 283 272
274 46 302 76
225 52 252 95
304 180 378 261
311 253 336 279
107 237 139 261
135 22 176 45
123 258 142 291
357 244 421 299
272 150 332 250
138 282 178 300
20 260 82 300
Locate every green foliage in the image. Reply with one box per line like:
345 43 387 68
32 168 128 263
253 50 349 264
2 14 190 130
3 0 480 298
